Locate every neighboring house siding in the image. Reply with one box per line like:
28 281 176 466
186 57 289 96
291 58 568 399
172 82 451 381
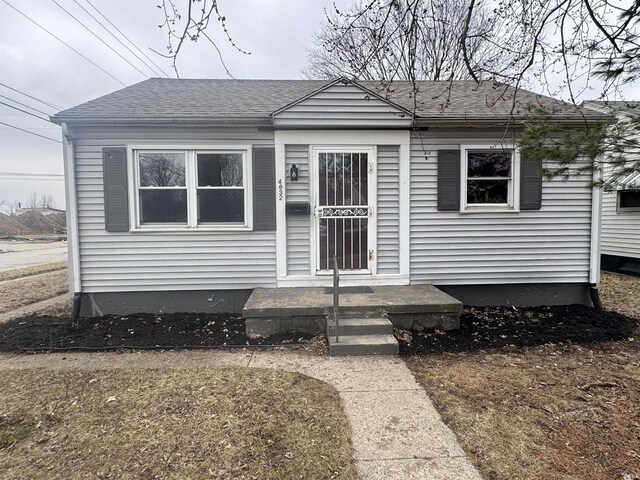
601 159 640 259
600 111 640 259
71 126 277 292
285 144 311 275
273 84 412 128
377 145 400 274
409 131 592 284
601 190 640 258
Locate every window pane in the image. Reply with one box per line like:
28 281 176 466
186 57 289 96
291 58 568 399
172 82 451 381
198 153 243 187
619 190 640 209
467 180 509 204
468 151 511 177
139 153 185 186
319 152 368 207
198 189 245 223
140 190 187 223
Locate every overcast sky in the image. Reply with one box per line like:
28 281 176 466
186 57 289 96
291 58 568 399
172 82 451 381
0 0 346 209
1 0 637 211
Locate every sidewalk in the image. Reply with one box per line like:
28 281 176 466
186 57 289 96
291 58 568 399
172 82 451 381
0 350 481 480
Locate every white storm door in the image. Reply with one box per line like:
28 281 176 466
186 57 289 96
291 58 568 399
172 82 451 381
314 149 376 274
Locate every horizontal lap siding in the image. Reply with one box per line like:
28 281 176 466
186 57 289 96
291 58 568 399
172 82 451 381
601 160 640 259
273 84 412 128
285 145 311 275
377 145 400 274
71 126 277 292
409 133 592 284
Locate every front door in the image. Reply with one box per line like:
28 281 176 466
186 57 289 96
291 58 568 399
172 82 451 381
314 149 375 273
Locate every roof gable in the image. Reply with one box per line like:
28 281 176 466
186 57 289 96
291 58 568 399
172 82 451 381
272 79 413 128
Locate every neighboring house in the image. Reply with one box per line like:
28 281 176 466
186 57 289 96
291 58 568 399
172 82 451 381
50 78 607 316
585 101 640 276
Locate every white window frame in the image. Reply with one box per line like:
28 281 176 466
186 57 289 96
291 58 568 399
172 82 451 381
617 189 640 213
127 144 253 232
460 144 521 213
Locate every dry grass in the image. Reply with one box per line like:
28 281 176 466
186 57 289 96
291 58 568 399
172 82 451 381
0 261 67 282
406 273 640 480
0 368 356 480
600 271 640 319
0 269 69 314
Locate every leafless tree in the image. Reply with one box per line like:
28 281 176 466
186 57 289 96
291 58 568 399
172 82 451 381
304 0 502 81
152 0 250 77
39 194 57 209
26 193 39 208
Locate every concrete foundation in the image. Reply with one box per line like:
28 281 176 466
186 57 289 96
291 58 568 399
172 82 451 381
245 316 327 338
79 290 252 317
436 282 592 307
389 312 461 331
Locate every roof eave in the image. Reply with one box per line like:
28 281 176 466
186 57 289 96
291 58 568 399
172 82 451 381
50 116 274 127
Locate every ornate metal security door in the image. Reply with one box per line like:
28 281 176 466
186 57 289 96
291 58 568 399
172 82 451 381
315 150 374 272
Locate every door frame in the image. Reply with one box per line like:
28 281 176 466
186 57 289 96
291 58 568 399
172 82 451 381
309 145 377 276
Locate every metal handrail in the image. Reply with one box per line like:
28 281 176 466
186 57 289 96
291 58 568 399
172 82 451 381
332 256 340 344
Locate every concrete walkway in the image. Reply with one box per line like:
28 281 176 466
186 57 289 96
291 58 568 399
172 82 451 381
0 350 481 480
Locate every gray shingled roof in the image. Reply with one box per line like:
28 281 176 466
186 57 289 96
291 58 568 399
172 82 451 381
587 100 640 117
51 78 606 124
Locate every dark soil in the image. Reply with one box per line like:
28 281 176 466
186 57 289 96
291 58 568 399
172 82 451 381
396 304 638 356
0 313 319 352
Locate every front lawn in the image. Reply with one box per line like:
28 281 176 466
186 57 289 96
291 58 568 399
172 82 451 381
0 368 356 479
403 272 640 480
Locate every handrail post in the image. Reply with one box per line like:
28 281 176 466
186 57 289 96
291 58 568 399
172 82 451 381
333 256 339 344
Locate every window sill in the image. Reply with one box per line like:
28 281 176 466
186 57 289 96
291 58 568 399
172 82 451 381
130 225 253 233
459 206 519 214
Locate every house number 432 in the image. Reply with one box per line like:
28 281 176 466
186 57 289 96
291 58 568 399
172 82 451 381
278 179 284 200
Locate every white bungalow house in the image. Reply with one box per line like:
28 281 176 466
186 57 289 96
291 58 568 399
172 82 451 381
585 101 640 277
51 78 608 323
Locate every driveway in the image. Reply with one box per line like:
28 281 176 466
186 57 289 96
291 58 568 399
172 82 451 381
0 240 67 271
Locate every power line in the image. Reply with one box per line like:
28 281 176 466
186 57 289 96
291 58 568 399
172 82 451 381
0 94 52 117
73 0 164 78
0 121 61 143
51 0 149 79
0 101 51 123
85 0 172 78
0 83 63 110
1 0 127 87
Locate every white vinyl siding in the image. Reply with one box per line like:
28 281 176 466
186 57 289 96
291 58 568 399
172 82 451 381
285 145 311 275
601 156 640 259
409 131 592 284
602 190 640 259
71 126 276 292
273 84 412 128
376 145 400 274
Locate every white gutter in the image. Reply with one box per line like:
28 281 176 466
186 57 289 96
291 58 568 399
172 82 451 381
589 162 603 285
61 122 81 294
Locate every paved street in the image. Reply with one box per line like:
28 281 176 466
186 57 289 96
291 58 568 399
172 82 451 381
0 240 67 271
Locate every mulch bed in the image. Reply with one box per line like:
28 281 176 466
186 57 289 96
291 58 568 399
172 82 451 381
0 313 319 352
396 304 638 356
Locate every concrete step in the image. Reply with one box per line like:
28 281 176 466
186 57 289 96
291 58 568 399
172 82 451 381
328 334 399 356
327 316 394 336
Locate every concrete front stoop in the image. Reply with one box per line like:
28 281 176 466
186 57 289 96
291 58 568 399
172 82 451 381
243 285 463 349
327 313 399 356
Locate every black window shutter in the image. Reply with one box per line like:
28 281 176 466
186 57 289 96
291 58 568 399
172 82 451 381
252 147 276 231
437 150 461 211
102 147 129 232
520 155 543 210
